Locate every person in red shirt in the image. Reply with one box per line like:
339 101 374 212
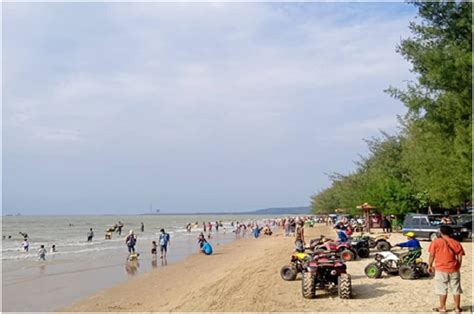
428 225 465 313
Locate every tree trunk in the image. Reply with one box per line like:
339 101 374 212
427 205 433 215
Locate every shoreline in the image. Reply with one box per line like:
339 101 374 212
2 222 241 312
62 224 473 312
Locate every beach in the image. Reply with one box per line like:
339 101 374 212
63 224 473 312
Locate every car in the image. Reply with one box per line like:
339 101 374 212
402 214 468 241
453 214 472 239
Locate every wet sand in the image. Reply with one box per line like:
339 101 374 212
62 224 473 312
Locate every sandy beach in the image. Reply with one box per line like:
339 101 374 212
62 224 472 312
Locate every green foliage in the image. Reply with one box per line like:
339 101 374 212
311 1 471 215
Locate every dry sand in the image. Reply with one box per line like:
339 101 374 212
62 224 472 312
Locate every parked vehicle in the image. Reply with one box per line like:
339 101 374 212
281 250 310 281
354 234 391 251
402 214 468 241
364 248 431 280
453 214 472 239
308 236 355 261
349 237 370 258
301 252 352 299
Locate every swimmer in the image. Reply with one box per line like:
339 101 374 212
51 244 56 253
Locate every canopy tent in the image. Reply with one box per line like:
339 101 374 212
356 203 377 232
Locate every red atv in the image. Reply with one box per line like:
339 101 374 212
301 251 352 299
308 236 356 261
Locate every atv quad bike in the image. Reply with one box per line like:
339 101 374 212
309 236 356 262
301 252 352 299
349 238 370 258
280 251 310 281
364 248 431 280
355 234 392 251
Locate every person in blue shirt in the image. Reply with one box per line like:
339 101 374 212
395 231 422 264
159 229 171 259
337 230 348 243
395 231 421 250
252 225 263 238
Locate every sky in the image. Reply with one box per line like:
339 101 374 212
3 2 418 215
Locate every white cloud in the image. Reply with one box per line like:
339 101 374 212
3 2 416 213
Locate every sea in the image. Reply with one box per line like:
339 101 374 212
2 214 277 311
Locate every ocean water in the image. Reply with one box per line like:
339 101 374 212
2 214 276 311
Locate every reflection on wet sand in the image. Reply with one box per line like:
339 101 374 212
125 260 139 276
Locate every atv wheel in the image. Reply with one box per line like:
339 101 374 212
418 262 431 277
338 273 352 299
376 240 391 251
357 247 370 258
280 265 297 281
340 249 355 261
301 271 316 299
364 263 382 279
399 265 416 280
430 233 438 241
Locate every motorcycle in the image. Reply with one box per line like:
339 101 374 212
301 251 352 299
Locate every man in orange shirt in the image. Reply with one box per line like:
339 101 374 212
428 225 465 313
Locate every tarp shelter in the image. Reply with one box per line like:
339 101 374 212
356 203 376 232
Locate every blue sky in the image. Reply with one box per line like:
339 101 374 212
3 2 418 215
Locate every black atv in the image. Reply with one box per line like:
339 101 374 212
349 237 370 258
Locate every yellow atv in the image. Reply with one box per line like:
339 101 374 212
356 234 392 251
280 251 310 281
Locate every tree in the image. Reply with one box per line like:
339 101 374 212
388 0 472 208
311 1 472 214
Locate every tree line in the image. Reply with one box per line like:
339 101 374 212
311 1 472 216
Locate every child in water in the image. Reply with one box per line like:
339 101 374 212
38 245 46 261
151 241 157 259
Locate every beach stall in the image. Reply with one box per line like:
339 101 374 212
356 203 376 233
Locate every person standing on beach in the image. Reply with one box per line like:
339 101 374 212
428 225 465 313
295 221 305 250
159 228 170 259
38 245 47 261
87 228 94 242
203 222 207 232
284 219 290 237
125 230 137 255
141 222 145 233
